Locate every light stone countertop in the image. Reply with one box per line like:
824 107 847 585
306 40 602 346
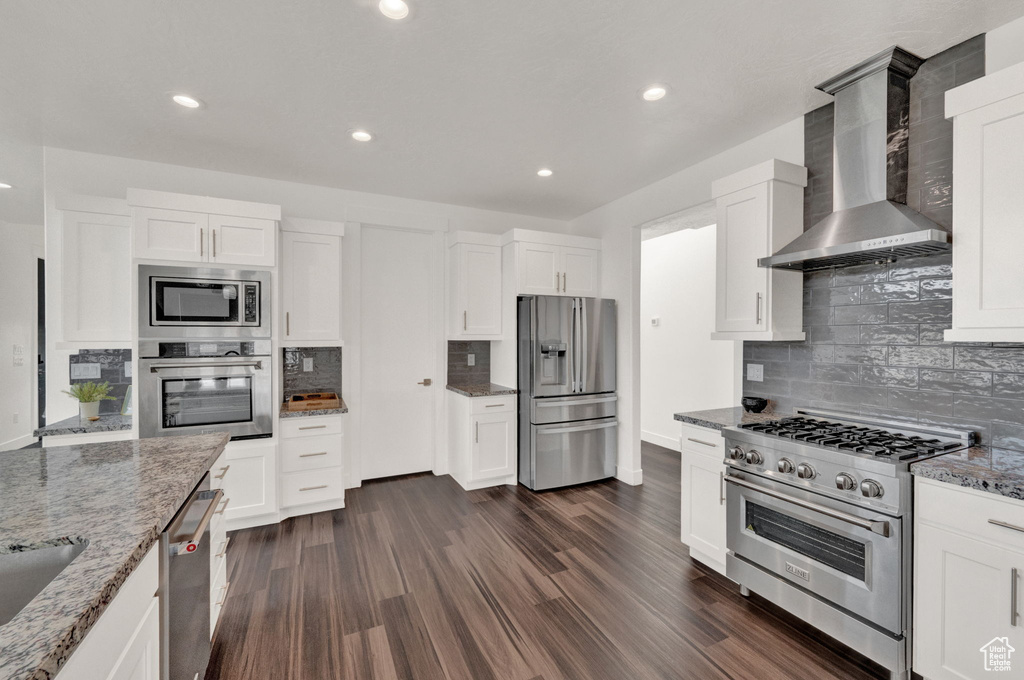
279 398 349 418
673 406 782 431
911 446 1024 501
445 383 518 398
33 414 133 438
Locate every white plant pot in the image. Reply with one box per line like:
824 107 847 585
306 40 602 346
79 401 101 422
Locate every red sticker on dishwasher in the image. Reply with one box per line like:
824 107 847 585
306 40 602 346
186 544 197 553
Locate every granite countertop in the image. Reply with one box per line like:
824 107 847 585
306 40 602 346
279 398 348 418
911 446 1024 501
446 383 518 398
673 406 782 431
33 414 133 438
0 433 230 680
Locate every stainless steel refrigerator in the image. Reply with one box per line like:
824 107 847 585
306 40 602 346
518 295 617 490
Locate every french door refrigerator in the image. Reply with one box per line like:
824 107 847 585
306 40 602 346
518 295 617 490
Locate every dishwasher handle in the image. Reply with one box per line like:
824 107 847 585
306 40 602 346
168 488 224 555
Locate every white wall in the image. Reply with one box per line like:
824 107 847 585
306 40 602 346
640 226 739 450
0 221 44 450
569 117 804 485
987 14 1024 74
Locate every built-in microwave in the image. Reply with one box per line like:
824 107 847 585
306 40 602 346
139 265 271 339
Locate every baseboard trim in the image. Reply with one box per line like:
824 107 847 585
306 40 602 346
641 430 680 452
616 467 643 486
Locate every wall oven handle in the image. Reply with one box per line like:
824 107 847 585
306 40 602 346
149 360 263 372
169 488 224 554
724 475 891 537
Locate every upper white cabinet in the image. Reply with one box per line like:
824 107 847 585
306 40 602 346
944 62 1024 342
504 230 601 297
448 232 502 339
281 218 343 343
128 189 280 267
711 159 806 341
55 196 132 344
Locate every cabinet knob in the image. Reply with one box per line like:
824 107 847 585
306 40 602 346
418 378 432 386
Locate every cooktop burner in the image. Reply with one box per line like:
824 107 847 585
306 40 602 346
739 416 966 460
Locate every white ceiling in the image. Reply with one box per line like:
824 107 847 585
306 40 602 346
1 0 1023 224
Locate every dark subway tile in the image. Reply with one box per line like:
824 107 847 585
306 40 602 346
889 388 954 416
863 367 919 388
834 345 888 365
919 278 952 300
992 422 1024 452
860 325 920 345
954 395 1024 424
888 299 952 324
860 281 919 303
888 253 952 281
955 347 1024 373
802 305 832 327
993 373 1024 400
889 346 954 369
833 263 888 286
919 369 992 396
749 343 791 362
810 364 860 384
834 385 889 409
834 304 888 326
791 343 835 364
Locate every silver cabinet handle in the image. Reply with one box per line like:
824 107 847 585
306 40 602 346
214 465 230 480
562 272 566 292
200 227 204 257
216 582 231 607
464 310 467 331
286 312 290 336
213 229 217 258
1013 567 1020 627
755 292 762 325
215 498 230 515
687 437 718 448
216 537 231 559
475 421 479 443
299 451 328 458
300 485 328 492
298 424 327 430
720 471 725 505
555 272 560 293
725 475 891 537
990 519 1024 534
485 403 506 408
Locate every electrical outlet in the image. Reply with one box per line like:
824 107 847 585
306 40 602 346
71 363 102 379
124 361 132 378
467 353 475 367
303 358 314 372
747 363 764 382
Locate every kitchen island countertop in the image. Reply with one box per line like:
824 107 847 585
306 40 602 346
33 413 133 437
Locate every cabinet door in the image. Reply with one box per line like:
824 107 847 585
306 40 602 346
472 412 515 480
61 210 132 342
133 207 208 262
282 231 341 341
562 247 599 297
915 524 1024 679
518 242 561 295
209 214 276 267
108 597 160 680
680 449 727 568
221 440 277 525
950 93 1024 335
453 243 502 337
715 184 769 333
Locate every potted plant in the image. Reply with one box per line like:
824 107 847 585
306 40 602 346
63 381 116 422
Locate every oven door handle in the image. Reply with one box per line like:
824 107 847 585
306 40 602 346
149 360 263 373
725 475 892 537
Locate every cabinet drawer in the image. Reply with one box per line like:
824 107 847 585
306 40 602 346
211 556 229 637
281 416 343 438
679 423 725 457
210 453 231 490
281 467 344 507
210 529 229 592
280 434 343 473
917 478 1024 552
471 396 516 415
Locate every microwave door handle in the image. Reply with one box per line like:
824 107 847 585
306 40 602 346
149 360 263 372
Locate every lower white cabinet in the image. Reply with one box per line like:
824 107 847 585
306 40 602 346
448 392 517 490
914 478 1024 679
279 415 345 518
220 439 278 531
59 547 160 680
679 423 728 575
209 452 230 637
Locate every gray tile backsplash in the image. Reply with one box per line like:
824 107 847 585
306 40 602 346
447 341 490 386
69 349 132 415
742 36 1024 450
282 347 342 400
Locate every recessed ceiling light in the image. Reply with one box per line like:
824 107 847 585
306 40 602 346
350 129 373 142
537 168 553 178
0 182 12 189
172 94 202 109
641 85 668 101
378 0 409 20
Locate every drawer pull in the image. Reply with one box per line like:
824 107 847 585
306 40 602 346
216 582 231 607
299 451 329 458
299 485 328 492
989 519 1024 535
216 537 231 559
214 465 230 480
1012 568 1019 628
485 403 507 408
299 424 327 431
719 471 725 505
215 498 230 515
687 437 718 448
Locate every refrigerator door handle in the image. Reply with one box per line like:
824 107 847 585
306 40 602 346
580 299 588 394
574 298 583 393
569 298 577 392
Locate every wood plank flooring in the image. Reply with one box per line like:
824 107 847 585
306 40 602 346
207 442 884 680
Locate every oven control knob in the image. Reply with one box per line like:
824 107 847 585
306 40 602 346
728 446 746 461
796 463 816 480
860 479 884 498
745 449 764 466
835 473 857 491
777 458 795 474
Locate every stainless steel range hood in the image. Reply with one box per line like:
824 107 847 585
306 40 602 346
759 47 951 271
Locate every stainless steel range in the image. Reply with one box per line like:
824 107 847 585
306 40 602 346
722 408 975 680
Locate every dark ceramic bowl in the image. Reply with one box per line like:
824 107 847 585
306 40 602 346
741 396 769 413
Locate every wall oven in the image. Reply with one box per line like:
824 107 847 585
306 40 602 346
139 265 270 339
139 341 273 440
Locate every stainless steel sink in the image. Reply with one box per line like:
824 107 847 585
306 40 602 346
0 540 88 626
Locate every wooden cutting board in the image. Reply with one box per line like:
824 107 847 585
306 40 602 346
285 392 341 411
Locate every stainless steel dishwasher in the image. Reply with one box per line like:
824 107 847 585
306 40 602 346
160 473 223 680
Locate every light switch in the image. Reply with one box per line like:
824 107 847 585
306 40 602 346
303 358 314 372
467 354 475 366
747 363 764 382
71 363 102 379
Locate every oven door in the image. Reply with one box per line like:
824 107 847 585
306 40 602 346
139 356 273 440
725 471 902 634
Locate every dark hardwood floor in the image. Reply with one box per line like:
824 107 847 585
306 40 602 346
207 442 882 680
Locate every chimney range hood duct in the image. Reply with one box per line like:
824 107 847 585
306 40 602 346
759 47 951 271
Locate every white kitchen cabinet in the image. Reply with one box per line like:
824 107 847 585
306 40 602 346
447 392 517 490
515 242 599 297
207 214 277 267
132 206 207 262
914 478 1024 678
944 61 1024 342
209 452 230 637
448 234 502 339
711 159 806 341
279 414 345 519
679 423 728 575
220 438 278 531
561 247 599 297
281 228 343 342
